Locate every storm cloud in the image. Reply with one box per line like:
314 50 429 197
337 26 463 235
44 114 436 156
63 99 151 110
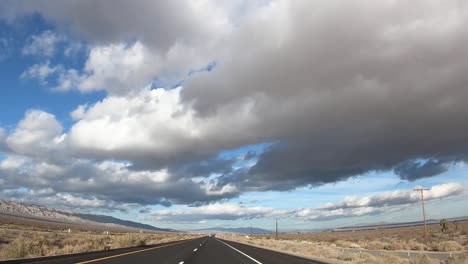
1 0 468 209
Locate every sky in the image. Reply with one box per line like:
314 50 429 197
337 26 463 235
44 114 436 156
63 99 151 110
0 0 468 231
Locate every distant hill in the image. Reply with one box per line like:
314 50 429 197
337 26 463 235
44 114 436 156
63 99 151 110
72 213 176 232
194 226 272 234
330 216 468 232
277 216 468 234
0 200 174 232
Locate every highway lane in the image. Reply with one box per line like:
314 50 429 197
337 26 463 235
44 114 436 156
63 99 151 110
184 236 262 264
207 238 329 264
1 237 206 264
2 236 327 264
73 236 206 264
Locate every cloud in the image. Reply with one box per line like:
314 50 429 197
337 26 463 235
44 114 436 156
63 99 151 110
4 0 233 94
0 104 246 207
2 0 230 48
139 207 151 214
150 203 286 222
5 110 63 157
0 37 12 60
318 183 466 211
394 160 452 181
183 0 468 189
2 0 468 209
47 39 222 94
0 155 241 207
77 42 147 94
149 183 467 222
296 183 467 221
0 128 7 151
0 156 27 170
66 87 260 171
70 104 88 120
22 30 64 57
21 62 61 85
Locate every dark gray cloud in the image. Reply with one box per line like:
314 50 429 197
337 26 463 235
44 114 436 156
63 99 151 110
182 0 468 190
394 159 451 181
0 157 240 207
170 158 236 179
139 207 151 214
242 151 257 161
1 0 218 49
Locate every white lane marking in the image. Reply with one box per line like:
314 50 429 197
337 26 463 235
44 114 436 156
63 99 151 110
194 248 198 252
200 243 202 246
215 239 262 264
178 262 184 264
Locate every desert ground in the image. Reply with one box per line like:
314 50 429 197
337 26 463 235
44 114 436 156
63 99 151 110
0 214 200 261
218 220 468 264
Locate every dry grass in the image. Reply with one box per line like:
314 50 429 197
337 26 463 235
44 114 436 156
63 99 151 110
254 220 468 252
218 221 468 264
218 234 452 264
0 226 201 261
436 241 464 252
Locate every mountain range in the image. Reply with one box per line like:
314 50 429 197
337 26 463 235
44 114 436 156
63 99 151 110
193 226 273 234
0 200 174 232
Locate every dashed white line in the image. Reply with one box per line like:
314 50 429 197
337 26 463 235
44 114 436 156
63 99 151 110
178 262 184 264
193 248 198 252
215 239 262 264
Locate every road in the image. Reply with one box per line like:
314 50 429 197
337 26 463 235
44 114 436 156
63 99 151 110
3 236 327 264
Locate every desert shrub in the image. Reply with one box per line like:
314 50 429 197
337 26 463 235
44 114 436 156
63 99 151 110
445 255 466 264
317 247 340 259
136 237 147 246
112 234 136 248
111 234 147 248
408 240 426 251
461 228 467 236
31 234 50 256
409 255 438 264
335 240 361 248
60 244 91 254
384 241 406 250
0 236 35 259
436 241 464 252
337 251 356 261
364 240 387 250
54 237 107 255
0 228 6 241
352 253 379 264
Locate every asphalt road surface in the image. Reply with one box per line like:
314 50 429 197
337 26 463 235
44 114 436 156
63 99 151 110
4 236 327 264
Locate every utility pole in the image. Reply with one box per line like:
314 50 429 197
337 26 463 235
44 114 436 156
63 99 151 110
250 224 252 236
414 188 430 244
275 218 278 239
